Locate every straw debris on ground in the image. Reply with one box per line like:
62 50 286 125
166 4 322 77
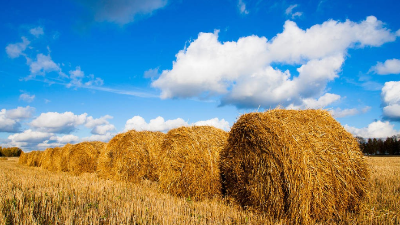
97 130 165 182
159 126 228 200
219 109 369 224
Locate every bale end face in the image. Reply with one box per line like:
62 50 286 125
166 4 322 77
219 109 369 223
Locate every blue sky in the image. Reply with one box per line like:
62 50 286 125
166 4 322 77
1 0 400 151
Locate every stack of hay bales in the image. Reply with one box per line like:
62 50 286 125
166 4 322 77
41 147 63 172
97 130 165 183
26 151 43 167
159 126 228 200
219 109 369 223
18 151 28 165
63 141 105 175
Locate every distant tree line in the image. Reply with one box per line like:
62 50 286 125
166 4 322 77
0 146 23 157
356 136 400 155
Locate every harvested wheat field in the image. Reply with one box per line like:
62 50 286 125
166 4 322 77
97 130 165 182
220 109 369 224
159 126 228 200
63 141 106 175
0 156 398 224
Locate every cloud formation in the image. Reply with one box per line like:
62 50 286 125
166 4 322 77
381 81 400 120
19 93 35 102
124 116 230 132
370 58 400 75
152 16 397 109
345 121 399 138
80 0 167 25
5 37 30 58
30 26 44 37
30 112 88 133
238 0 249 14
0 106 35 133
285 4 302 19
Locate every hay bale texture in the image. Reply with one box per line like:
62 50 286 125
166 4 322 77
41 147 63 171
219 109 369 224
18 151 28 165
26 151 43 167
97 130 165 182
63 141 105 175
159 126 228 200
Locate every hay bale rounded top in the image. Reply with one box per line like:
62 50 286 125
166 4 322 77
97 130 165 182
64 141 106 175
159 126 228 200
219 109 369 224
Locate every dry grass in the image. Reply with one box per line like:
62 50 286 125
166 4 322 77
220 109 369 224
97 130 165 182
159 126 228 200
0 157 7 161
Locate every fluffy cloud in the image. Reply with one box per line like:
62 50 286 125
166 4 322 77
238 0 249 15
30 26 44 37
381 81 400 120
19 93 35 102
30 112 88 133
152 16 397 109
82 133 114 142
91 124 116 135
345 121 399 138
370 58 400 75
8 129 53 144
124 116 230 132
6 106 35 120
125 116 187 132
193 118 230 131
5 37 30 58
0 106 35 133
29 53 62 76
330 106 371 118
80 0 167 25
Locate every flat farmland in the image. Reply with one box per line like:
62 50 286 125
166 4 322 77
0 156 399 224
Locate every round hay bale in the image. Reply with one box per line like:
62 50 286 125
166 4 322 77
26 151 43 167
97 130 165 183
159 126 228 200
64 141 106 175
18 151 28 165
41 147 63 171
219 109 369 224
59 143 74 172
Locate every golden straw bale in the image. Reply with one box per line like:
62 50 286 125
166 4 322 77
219 109 369 224
97 130 165 183
18 151 28 165
64 141 106 175
159 126 228 200
59 143 73 172
41 147 63 171
26 151 43 167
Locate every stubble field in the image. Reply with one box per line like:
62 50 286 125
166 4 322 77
0 156 399 224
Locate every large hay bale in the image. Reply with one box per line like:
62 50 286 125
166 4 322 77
41 147 63 171
219 109 369 224
159 126 228 200
64 141 106 175
97 130 165 183
26 151 43 167
59 143 74 172
18 151 28 165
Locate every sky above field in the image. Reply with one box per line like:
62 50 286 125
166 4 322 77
1 0 400 151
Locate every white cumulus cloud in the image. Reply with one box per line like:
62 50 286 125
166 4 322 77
30 112 88 133
345 121 399 138
370 58 400 75
381 81 400 120
91 124 116 135
152 16 397 109
6 106 35 120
